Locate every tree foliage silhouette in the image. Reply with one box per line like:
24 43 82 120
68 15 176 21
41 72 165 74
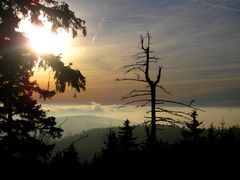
182 110 204 142
118 119 138 156
117 32 196 143
51 144 80 171
100 129 119 166
0 0 86 164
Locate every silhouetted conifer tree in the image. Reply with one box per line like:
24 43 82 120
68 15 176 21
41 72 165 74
101 130 119 164
51 145 80 170
182 110 204 142
0 0 86 165
99 129 120 171
118 119 138 156
207 123 217 145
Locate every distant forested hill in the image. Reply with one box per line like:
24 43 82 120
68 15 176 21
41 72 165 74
55 115 123 136
54 124 182 162
53 115 240 163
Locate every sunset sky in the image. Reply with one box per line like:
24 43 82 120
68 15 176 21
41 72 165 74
34 0 240 108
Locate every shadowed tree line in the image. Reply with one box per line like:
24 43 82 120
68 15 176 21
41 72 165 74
37 115 240 175
87 114 240 174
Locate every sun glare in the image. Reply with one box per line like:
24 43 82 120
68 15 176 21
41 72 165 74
18 19 69 55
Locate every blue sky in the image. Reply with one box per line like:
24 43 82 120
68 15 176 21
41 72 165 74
53 0 240 107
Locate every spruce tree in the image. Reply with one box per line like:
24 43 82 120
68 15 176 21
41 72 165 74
0 0 86 164
182 110 204 142
101 130 119 163
52 145 80 170
118 119 138 156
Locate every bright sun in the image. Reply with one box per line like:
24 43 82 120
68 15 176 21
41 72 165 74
18 19 69 55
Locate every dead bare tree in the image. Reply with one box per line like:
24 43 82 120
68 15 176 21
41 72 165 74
116 32 198 143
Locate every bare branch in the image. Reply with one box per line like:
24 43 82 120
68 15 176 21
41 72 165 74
156 99 203 111
134 51 146 57
122 93 151 100
69 134 88 147
60 134 88 154
156 117 185 125
143 117 184 125
137 100 151 107
156 85 172 95
156 99 191 107
149 57 160 60
116 78 147 83
146 107 191 120
147 32 150 48
149 57 159 61
129 89 150 95
145 47 152 84
135 61 146 65
149 60 158 63
135 56 147 60
120 99 151 107
123 99 150 104
142 120 151 124
155 107 192 116
123 63 145 69
56 119 67 129
156 111 191 120
124 67 145 74
140 34 146 51
154 66 161 85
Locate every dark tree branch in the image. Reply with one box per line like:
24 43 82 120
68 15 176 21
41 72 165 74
156 111 191 120
156 99 203 111
156 85 172 95
129 89 150 95
135 55 147 60
122 93 151 100
123 63 145 68
116 78 147 83
124 67 145 74
69 134 88 148
119 99 151 108
155 107 192 116
156 117 185 125
154 66 161 85
146 108 192 120
140 34 146 51
137 100 151 107
60 134 88 154
144 117 185 125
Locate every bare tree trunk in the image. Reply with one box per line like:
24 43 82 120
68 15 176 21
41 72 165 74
145 44 157 143
150 84 156 142
117 32 196 145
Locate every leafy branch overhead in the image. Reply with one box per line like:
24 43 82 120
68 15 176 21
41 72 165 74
1 0 87 37
0 0 87 163
39 54 86 93
0 0 87 95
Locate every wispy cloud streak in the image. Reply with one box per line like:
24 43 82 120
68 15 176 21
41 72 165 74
91 18 104 43
188 0 240 13
62 0 240 106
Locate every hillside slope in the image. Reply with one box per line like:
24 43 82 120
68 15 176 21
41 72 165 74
54 124 182 162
